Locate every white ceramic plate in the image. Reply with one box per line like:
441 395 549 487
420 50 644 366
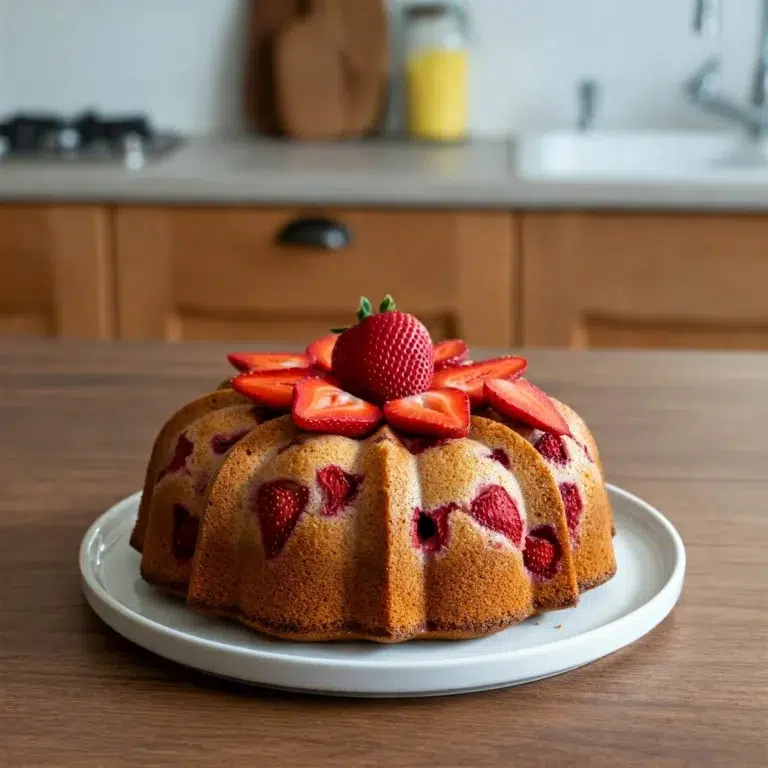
79 484 685 697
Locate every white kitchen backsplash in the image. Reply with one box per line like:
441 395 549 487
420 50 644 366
0 0 761 136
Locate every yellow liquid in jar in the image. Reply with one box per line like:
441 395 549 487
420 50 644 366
406 48 468 141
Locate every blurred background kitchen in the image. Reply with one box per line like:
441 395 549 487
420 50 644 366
1 0 767 351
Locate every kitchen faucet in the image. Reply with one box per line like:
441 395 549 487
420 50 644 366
685 0 768 139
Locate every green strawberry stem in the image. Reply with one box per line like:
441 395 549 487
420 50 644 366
378 295 396 312
356 296 374 321
332 294 398 334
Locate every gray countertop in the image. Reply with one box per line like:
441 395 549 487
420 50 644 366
3 135 768 211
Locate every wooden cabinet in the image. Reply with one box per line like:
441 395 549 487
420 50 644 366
114 206 517 347
6 201 768 353
0 205 113 338
521 212 768 350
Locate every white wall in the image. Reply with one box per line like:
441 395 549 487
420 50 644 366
0 0 762 136
0 0 248 134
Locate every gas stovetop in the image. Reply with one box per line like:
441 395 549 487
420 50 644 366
0 110 185 169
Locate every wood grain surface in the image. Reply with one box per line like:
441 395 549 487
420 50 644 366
1 340 766 767
521 212 768 350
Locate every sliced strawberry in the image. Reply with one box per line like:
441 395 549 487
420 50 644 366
255 479 310 558
383 388 470 438
305 333 338 372
434 339 469 369
560 482 583 538
469 485 523 547
231 368 321 409
432 356 528 407
535 433 570 465
292 379 383 438
523 527 560 577
484 378 570 436
317 465 363 516
227 351 312 373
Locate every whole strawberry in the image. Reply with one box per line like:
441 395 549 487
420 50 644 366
331 295 434 405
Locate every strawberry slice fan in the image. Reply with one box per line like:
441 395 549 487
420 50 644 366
433 338 469 369
226 294 571 439
306 333 338 372
231 368 336 409
383 388 470 438
433 356 529 408
293 379 383 437
227 352 312 373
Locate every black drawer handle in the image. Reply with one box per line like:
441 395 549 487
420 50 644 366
276 217 352 250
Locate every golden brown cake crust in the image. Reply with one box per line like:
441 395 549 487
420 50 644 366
130 388 249 553
551 400 617 590
137 395 265 596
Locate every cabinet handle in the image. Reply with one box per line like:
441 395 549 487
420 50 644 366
276 217 352 250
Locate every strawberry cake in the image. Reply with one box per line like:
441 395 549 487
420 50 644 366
131 296 616 642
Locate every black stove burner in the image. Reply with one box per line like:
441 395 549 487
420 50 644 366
1 114 65 152
0 109 171 160
74 111 151 147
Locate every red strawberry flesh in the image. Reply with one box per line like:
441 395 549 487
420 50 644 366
434 339 469 369
489 448 510 469
231 368 322 409
484 378 570 435
535 433 570 465
401 435 452 455
253 479 310 558
293 379 383 438
469 484 523 547
412 504 455 553
157 433 194 483
559 482 584 539
383 388 470 438
317 465 363 516
524 536 556 575
210 429 250 455
227 352 312 373
306 334 338 372
432 356 528 407
523 525 561 578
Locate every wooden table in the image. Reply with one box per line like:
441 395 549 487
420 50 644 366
1 340 766 767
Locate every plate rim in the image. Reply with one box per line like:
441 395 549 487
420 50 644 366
79 483 686 682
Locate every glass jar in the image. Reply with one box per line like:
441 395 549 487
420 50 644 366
403 2 469 142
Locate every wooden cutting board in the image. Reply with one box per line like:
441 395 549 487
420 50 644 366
273 0 346 140
244 0 389 140
242 0 302 135
337 0 389 136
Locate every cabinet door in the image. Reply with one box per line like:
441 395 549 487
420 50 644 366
0 205 113 337
115 206 516 347
522 212 768 350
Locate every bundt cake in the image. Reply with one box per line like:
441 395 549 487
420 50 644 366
131 295 616 642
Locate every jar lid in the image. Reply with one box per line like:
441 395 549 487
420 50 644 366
404 2 453 20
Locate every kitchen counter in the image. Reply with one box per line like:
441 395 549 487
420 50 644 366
5 135 768 210
1 339 766 767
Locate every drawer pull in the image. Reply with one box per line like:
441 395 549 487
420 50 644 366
276 217 352 250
